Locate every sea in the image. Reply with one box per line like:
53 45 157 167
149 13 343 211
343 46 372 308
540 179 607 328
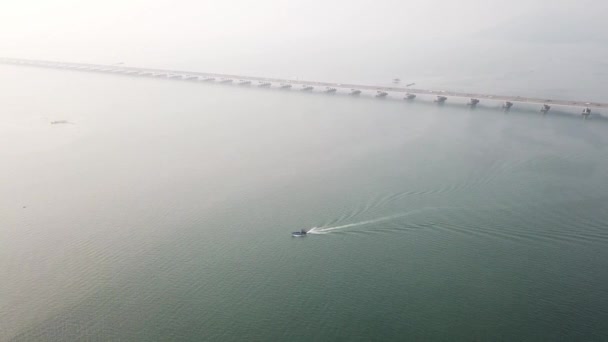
1 39 608 340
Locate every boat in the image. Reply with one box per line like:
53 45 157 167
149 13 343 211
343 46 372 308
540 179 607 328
292 229 308 237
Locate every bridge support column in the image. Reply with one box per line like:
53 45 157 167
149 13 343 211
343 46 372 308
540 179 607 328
435 95 447 104
582 107 591 119
540 104 551 114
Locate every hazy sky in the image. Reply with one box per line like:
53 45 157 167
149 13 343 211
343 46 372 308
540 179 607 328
2 0 604 59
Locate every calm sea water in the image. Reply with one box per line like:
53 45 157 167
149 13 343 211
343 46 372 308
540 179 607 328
2 49 608 340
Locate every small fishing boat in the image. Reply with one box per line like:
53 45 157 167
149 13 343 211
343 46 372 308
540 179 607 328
292 229 307 237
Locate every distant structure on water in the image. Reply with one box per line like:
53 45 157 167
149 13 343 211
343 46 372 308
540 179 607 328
1 57 604 118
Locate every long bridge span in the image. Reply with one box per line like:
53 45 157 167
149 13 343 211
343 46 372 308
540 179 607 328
2 57 606 117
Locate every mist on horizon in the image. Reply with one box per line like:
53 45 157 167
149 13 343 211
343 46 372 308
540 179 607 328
1 0 607 98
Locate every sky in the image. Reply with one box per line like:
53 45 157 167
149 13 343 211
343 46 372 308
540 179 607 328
2 0 605 59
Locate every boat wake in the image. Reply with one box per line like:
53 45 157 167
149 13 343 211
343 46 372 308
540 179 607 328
307 207 446 235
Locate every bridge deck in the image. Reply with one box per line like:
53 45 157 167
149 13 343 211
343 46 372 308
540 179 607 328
2 57 606 109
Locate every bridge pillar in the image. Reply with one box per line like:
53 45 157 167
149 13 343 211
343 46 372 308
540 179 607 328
582 107 591 119
540 104 551 114
435 95 447 104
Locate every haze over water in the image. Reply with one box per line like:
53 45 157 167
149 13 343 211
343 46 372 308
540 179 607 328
2 1 608 340
2 55 608 340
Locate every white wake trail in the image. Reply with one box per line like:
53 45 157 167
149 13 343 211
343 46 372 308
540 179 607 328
307 207 445 235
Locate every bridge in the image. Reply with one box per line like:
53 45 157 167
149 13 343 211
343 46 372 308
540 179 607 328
2 57 606 117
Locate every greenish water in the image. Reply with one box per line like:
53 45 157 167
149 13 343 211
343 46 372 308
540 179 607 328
1 65 608 341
